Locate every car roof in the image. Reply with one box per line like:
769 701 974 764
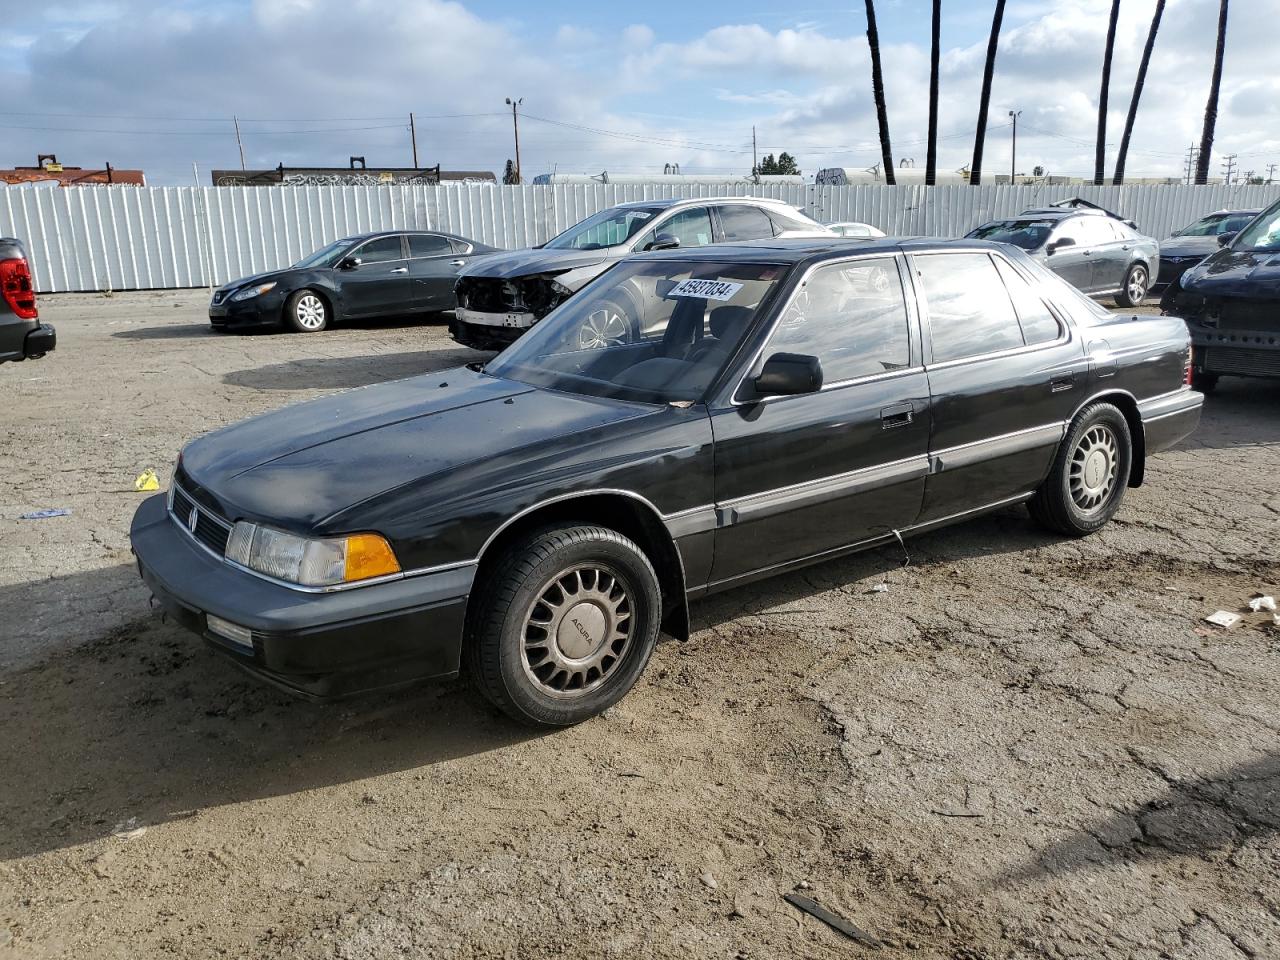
634 235 1005 266
611 195 801 211
340 228 472 242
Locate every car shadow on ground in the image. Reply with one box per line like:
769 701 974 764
112 323 226 341
1001 750 1280 881
1180 379 1280 451
0 563 540 863
222 348 487 391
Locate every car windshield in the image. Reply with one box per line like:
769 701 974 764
1174 213 1256 237
484 258 786 404
543 206 663 250
1231 202 1280 250
293 238 358 268
966 220 1053 250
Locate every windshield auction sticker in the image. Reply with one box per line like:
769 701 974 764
667 279 743 301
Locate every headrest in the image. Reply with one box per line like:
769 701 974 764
709 304 752 339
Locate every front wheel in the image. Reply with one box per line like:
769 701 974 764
284 289 329 333
1029 402 1133 536
465 525 662 727
1115 263 1149 308
576 297 635 350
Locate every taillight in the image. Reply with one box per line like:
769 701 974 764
1184 344 1194 385
0 258 38 320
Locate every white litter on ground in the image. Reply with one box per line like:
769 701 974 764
1204 611 1242 629
1247 596 1276 613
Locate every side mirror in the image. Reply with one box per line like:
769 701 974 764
338 256 362 270
1048 236 1075 255
1217 231 1238 247
645 233 681 252
753 352 823 398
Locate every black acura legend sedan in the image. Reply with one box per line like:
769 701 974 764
209 229 498 333
133 237 1202 726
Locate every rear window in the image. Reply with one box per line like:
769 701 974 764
967 220 1052 250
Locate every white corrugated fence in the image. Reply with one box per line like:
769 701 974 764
3 182 1279 294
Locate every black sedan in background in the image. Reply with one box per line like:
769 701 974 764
135 237 1200 727
966 201 1159 307
1153 208 1260 293
209 230 498 333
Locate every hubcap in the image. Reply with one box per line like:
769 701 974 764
1128 268 1147 303
578 305 629 349
296 294 325 330
1069 424 1118 511
521 564 633 699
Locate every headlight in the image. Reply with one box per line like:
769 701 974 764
224 522 400 587
230 281 277 302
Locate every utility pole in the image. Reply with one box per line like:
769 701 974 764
1221 153 1237 185
505 97 523 184
233 115 246 171
1183 144 1200 184
1267 163 1277 184
1008 110 1021 182
409 113 419 168
752 125 758 180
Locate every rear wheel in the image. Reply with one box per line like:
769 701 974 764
465 525 662 727
1115 263 1149 307
1191 369 1219 394
284 289 329 333
1029 402 1133 536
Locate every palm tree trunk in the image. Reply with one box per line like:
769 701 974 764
925 0 941 185
864 0 896 185
1195 0 1230 184
970 0 1007 185
1094 0 1121 185
1114 0 1165 185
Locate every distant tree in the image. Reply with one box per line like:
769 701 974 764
1195 0 1230 185
1033 165 1045 177
755 152 801 176
970 0 1007 185
502 159 519 185
1114 0 1165 185
864 0 896 185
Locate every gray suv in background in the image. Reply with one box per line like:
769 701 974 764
966 200 1159 307
0 237 56 364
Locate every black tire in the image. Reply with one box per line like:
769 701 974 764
283 289 330 333
1029 402 1133 537
464 525 662 727
1191 369 1219 394
1115 263 1149 308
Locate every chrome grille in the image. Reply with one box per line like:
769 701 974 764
170 481 232 555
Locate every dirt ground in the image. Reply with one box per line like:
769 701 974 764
1 290 1278 960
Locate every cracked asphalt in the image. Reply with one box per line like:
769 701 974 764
1 290 1278 959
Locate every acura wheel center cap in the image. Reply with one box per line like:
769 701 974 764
1084 450 1107 489
557 602 607 660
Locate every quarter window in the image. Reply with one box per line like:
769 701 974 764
762 259 911 382
993 257 1062 345
354 236 404 263
917 253 1024 362
717 205 777 242
409 234 452 257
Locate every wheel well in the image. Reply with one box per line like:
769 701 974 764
284 287 335 322
1088 392 1145 487
466 494 690 641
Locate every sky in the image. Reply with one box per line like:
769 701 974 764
0 0 1276 185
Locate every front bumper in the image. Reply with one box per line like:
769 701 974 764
449 312 528 351
208 291 285 329
130 493 473 698
1153 257 1203 293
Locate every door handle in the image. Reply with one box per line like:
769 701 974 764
880 402 914 429
449 259 467 267
1082 249 1094 255
1050 374 1076 393
390 267 408 274
1121 244 1131 251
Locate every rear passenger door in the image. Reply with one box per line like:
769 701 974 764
708 255 931 586
407 233 466 312
912 250 1087 523
714 204 777 243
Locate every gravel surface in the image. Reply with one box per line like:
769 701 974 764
2 291 1278 959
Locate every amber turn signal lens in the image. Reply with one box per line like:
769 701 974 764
343 534 401 582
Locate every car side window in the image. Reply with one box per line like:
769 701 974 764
409 234 452 258
1073 217 1114 245
639 207 714 250
761 259 911 382
449 239 473 254
992 256 1063 345
354 236 404 263
916 253 1025 363
718 205 776 242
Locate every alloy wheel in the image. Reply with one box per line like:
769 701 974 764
578 305 630 349
520 564 633 698
295 294 326 330
1127 266 1148 304
1069 424 1119 511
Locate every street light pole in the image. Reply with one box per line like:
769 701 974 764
505 97 524 184
1008 110 1021 182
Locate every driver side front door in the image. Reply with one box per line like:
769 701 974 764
338 235 412 318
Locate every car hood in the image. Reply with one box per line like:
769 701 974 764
216 269 292 295
178 366 649 531
1159 236 1219 258
458 247 613 280
1182 247 1280 297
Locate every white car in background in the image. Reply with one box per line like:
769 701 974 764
824 221 886 239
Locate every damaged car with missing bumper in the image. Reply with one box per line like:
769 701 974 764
1161 198 1280 392
450 196 831 350
132 237 1201 728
